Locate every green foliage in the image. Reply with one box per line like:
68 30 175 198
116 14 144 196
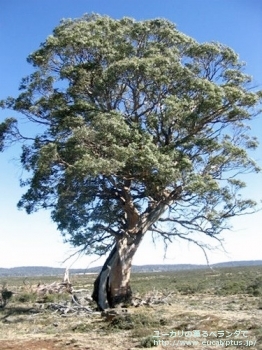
140 336 158 348
176 283 198 295
15 292 37 303
246 277 262 296
72 322 93 332
108 312 165 333
0 14 261 254
39 292 71 303
108 314 134 330
215 281 246 296
131 266 262 297
0 117 17 151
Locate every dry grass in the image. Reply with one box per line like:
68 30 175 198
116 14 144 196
0 266 262 349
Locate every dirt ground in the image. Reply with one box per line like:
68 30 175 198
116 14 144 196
0 334 133 350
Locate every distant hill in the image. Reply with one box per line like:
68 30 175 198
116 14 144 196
0 266 85 277
0 260 262 277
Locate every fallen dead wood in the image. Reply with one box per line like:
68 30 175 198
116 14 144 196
131 290 174 307
71 288 90 293
32 281 72 296
46 294 94 315
27 268 72 296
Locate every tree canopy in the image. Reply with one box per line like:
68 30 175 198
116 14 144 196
1 14 261 258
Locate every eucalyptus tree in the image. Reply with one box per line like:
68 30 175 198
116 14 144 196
1 14 261 310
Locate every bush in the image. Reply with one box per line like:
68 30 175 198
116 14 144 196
15 292 37 303
247 277 262 296
140 336 158 348
108 314 134 330
177 283 198 295
215 281 246 295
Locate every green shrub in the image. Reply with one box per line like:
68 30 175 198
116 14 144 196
177 283 198 295
140 336 158 348
247 278 262 296
108 314 134 330
39 292 71 303
15 292 37 303
215 281 246 295
72 322 93 332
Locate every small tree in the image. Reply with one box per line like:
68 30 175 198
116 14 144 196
1 14 261 310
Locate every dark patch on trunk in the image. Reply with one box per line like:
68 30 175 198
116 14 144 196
92 244 117 310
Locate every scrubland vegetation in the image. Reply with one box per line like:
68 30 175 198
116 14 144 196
0 265 262 349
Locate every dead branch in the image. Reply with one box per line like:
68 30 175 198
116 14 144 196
131 290 173 307
46 294 93 315
32 281 72 296
63 268 70 284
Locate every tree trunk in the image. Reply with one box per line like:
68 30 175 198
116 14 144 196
92 233 143 310
92 196 176 310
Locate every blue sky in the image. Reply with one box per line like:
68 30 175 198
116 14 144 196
0 0 261 268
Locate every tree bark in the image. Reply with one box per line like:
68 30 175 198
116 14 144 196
92 195 179 310
92 233 143 310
